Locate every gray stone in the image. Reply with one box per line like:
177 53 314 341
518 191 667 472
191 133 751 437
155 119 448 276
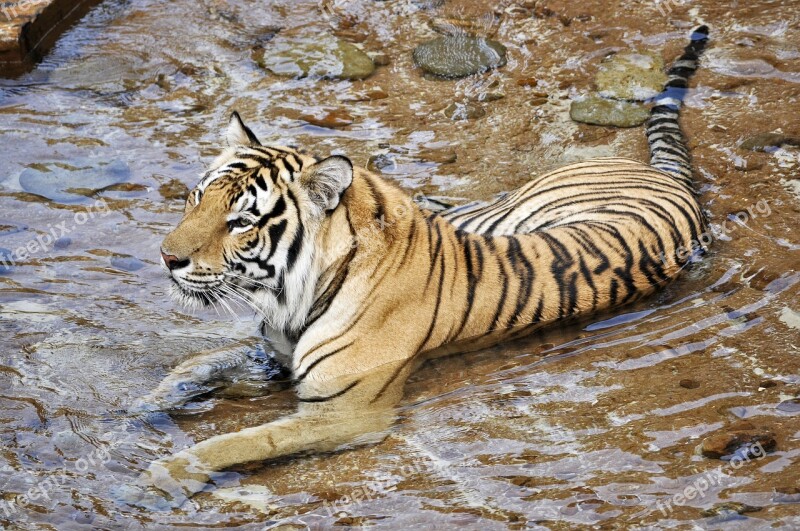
740 132 800 152
570 95 649 127
19 159 131 204
595 51 667 101
255 34 375 80
0 248 13 274
413 35 506 78
443 101 485 120
111 256 145 272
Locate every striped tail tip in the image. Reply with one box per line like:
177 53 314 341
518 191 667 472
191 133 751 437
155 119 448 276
646 25 710 188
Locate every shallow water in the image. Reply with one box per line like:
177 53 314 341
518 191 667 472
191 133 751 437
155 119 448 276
0 0 799 528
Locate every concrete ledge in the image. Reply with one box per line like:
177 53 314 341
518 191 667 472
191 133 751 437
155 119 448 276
0 0 103 77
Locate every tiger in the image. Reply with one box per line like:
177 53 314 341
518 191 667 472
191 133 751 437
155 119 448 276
124 26 711 508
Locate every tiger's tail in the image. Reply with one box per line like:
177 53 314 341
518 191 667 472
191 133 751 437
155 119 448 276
646 25 710 188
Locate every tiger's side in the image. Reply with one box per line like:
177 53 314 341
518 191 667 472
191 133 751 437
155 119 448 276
126 27 710 507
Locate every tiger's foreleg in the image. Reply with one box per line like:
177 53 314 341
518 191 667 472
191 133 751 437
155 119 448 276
124 361 411 508
131 342 271 413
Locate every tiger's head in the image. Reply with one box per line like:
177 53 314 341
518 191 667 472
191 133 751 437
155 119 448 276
160 112 353 323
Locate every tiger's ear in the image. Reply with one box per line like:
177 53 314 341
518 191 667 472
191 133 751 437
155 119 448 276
226 111 261 147
300 155 353 212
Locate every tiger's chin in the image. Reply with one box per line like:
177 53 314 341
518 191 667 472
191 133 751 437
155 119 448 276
168 281 216 310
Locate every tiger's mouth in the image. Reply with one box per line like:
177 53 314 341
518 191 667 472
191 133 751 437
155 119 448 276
167 271 276 313
168 277 219 308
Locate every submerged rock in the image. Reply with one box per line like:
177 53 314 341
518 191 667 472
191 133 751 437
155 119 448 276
776 398 800 413
701 502 762 518
595 51 667 101
700 421 776 459
0 248 13 274
570 95 649 127
111 256 145 272
54 237 71 250
367 154 395 173
19 160 131 204
158 179 189 201
413 35 506 78
298 108 354 128
739 132 800 152
418 149 457 164
254 34 375 80
679 378 700 389
443 101 485 120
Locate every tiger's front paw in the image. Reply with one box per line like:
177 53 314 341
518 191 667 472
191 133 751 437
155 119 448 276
114 453 211 510
129 379 214 414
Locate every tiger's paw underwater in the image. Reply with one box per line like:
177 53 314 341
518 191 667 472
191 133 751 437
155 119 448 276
113 454 215 510
130 345 285 413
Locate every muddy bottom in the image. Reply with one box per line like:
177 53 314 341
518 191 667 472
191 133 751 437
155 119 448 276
0 0 798 529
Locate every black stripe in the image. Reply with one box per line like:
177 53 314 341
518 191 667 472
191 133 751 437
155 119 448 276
298 380 360 403
294 342 354 381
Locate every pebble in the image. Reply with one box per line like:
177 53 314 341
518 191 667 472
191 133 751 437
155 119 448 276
254 34 375 80
470 91 505 102
595 51 667 101
111 256 146 272
516 77 538 87
367 154 396 173
0 248 13 274
158 179 190 201
298 109 354 128
418 149 457 164
701 502 762 518
776 398 800 413
739 132 800 152
443 101 486 120
0 220 27 237
413 35 506 78
54 237 72 250
19 159 131 205
569 96 649 127
700 421 776 459
679 378 700 389
365 88 389 100
369 52 391 67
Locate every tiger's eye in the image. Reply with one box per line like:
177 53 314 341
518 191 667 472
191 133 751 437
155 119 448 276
227 218 252 231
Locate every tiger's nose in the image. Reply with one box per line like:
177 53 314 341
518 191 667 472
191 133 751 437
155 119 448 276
161 250 188 271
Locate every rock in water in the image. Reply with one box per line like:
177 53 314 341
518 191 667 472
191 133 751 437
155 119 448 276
739 132 800 152
19 159 131 204
442 101 485 120
700 421 777 459
111 256 145 272
254 34 375 80
0 248 13 274
413 35 506 78
701 502 763 518
595 51 667 101
570 96 649 127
